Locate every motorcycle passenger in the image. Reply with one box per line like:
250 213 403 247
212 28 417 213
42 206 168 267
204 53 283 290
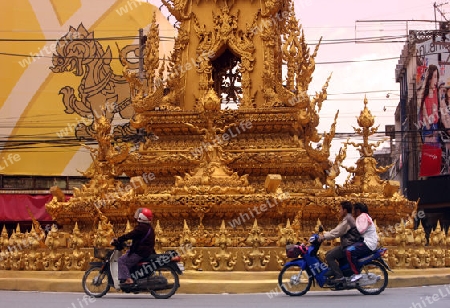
116 208 156 285
346 202 379 282
318 201 357 282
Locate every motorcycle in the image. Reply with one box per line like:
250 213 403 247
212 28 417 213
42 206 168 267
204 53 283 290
278 233 392 296
82 240 184 299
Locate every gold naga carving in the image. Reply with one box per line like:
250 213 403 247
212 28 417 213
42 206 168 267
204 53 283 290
154 220 168 252
414 221 427 246
93 207 116 248
179 220 196 249
179 220 203 270
65 223 90 271
429 221 446 267
305 110 339 165
277 219 297 247
243 220 270 270
0 226 9 252
23 227 44 271
181 247 203 271
43 224 64 271
325 143 348 193
209 220 237 271
161 0 191 21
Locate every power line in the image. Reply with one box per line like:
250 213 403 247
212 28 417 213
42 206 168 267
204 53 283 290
0 35 175 42
0 48 404 64
0 30 437 65
3 33 437 65
0 29 407 44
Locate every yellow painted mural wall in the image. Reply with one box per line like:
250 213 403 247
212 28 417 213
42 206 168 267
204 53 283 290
0 0 174 176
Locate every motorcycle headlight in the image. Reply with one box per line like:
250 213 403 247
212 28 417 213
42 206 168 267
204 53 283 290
309 234 318 243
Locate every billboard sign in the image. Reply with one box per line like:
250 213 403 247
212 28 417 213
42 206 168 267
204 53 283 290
0 0 174 176
415 37 450 176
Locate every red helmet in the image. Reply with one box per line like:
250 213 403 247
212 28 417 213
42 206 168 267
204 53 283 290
136 208 153 223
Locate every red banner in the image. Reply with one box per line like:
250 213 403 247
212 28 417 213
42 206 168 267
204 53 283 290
419 144 442 177
0 194 54 221
416 65 427 85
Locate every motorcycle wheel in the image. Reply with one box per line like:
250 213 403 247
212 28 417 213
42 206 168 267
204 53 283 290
278 264 313 296
82 265 110 298
150 267 179 299
356 261 388 295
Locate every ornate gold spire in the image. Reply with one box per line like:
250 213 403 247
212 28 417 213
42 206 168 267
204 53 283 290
341 97 399 197
37 0 420 275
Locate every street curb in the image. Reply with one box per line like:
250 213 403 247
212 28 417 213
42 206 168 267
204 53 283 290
0 269 449 294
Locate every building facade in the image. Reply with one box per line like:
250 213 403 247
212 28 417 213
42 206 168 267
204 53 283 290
395 22 450 234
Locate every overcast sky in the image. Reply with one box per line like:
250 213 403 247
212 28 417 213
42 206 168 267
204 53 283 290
295 0 441 131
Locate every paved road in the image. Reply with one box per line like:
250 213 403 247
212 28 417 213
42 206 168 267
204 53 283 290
2 285 450 308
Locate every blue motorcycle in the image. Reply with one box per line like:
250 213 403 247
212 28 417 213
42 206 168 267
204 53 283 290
278 234 392 296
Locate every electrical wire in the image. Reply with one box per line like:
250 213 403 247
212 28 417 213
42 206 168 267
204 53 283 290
1 29 446 66
0 129 435 150
0 32 414 64
0 35 175 42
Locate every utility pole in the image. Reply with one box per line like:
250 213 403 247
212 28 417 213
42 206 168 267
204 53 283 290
138 28 145 80
434 2 449 29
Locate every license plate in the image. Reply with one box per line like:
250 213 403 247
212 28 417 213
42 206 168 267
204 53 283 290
177 262 185 271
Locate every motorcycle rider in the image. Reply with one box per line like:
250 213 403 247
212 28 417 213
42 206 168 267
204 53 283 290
115 207 156 285
346 202 379 282
318 201 357 282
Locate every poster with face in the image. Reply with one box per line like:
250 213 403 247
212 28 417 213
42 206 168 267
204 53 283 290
416 37 450 176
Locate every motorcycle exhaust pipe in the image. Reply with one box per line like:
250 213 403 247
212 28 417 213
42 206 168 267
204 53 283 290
136 276 170 291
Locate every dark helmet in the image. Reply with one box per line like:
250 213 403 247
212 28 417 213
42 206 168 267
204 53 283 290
354 202 369 214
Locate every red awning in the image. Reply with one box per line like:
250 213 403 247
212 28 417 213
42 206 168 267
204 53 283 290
0 194 54 221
